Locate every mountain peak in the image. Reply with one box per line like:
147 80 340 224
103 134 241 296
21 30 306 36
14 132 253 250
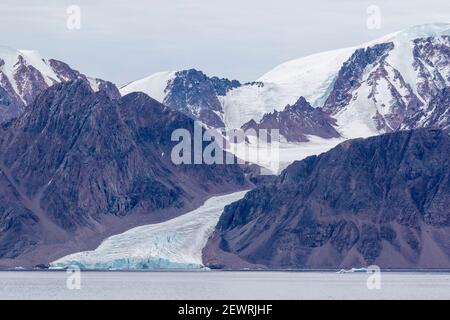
0 45 120 124
287 96 313 111
241 96 340 142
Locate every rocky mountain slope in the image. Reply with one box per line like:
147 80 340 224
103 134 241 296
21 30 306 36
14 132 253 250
322 31 450 138
0 79 248 268
203 129 450 269
0 46 119 123
121 23 450 142
238 23 450 138
121 69 241 128
241 97 340 142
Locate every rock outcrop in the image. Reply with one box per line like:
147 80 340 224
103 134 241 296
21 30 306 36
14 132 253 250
241 97 340 142
163 69 241 128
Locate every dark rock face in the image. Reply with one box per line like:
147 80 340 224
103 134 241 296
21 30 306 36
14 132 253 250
0 81 24 123
48 59 85 81
412 36 450 103
0 80 248 267
321 41 424 133
97 79 121 100
409 87 450 130
163 69 241 128
0 58 26 123
423 87 450 129
48 59 121 101
403 36 450 131
323 42 395 114
0 171 39 260
204 129 450 269
241 97 340 142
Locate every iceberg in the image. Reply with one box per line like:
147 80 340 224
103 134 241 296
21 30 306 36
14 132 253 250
50 190 248 270
337 268 369 274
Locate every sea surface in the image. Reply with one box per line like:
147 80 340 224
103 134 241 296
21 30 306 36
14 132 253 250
1 271 450 300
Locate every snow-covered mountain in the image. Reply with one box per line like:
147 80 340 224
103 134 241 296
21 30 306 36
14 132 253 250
228 23 450 137
121 69 241 127
121 23 450 141
222 47 356 129
0 46 119 123
323 24 450 138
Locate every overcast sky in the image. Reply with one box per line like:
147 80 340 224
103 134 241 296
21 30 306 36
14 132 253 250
1 0 449 85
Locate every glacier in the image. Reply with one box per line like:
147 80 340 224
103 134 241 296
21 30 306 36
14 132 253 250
50 190 248 270
220 46 356 129
226 135 344 175
119 71 176 102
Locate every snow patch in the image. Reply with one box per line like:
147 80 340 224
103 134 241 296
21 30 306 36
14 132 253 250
87 77 100 92
18 49 60 86
120 71 176 102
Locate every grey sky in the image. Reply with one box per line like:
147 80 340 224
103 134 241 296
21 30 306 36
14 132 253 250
1 0 449 86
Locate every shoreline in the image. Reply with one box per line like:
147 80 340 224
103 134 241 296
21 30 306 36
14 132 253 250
4 269 450 273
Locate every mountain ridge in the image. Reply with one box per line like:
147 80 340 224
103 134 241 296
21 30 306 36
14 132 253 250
203 128 450 269
120 23 450 142
0 46 120 124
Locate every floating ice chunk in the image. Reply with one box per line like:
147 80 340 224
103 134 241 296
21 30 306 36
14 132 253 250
337 268 369 274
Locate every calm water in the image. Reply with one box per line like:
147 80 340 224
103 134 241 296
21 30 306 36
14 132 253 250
0 271 450 300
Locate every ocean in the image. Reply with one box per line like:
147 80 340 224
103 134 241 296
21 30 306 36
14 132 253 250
1 271 449 300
